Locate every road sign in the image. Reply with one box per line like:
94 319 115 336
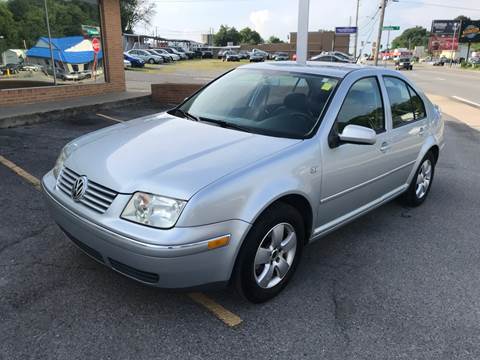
383 26 400 31
92 38 101 53
335 27 357 35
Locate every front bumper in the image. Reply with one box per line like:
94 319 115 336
42 172 251 289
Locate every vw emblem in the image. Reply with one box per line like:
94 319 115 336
71 176 88 201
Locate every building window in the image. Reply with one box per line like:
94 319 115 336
0 0 105 90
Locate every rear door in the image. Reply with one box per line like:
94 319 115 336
380 75 428 188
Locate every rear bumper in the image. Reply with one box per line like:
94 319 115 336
42 174 251 289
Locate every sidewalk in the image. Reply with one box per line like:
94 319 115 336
427 93 480 131
0 91 150 128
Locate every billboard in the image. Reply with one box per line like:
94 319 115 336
431 20 461 35
459 21 480 43
428 34 458 51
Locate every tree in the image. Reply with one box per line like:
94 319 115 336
267 36 284 44
213 25 241 46
0 2 18 52
454 15 471 22
239 27 263 45
391 26 429 50
120 0 155 33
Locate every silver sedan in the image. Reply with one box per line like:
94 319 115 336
42 62 444 303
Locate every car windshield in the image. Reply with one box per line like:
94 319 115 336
175 68 339 138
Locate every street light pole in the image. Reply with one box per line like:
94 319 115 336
353 0 360 59
450 22 458 67
374 0 387 66
296 0 310 65
44 0 57 85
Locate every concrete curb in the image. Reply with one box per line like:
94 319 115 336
0 95 151 129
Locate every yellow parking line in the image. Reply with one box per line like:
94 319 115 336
0 154 243 327
188 292 243 327
0 155 41 190
96 113 124 123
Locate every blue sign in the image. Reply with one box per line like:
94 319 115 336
335 27 357 35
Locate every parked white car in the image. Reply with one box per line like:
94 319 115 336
126 49 163 64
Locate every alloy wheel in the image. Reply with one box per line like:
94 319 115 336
253 223 297 289
416 159 432 199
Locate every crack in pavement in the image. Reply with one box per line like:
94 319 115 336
0 224 52 255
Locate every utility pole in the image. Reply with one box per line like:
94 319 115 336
374 0 387 66
354 0 360 59
296 0 310 64
44 0 57 85
450 22 458 67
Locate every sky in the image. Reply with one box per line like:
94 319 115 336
140 0 480 52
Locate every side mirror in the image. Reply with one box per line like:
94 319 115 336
338 124 377 145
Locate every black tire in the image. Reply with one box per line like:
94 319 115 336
400 151 435 207
148 58 155 64
232 202 305 303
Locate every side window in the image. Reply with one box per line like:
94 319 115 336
335 77 385 134
384 77 416 128
408 85 426 120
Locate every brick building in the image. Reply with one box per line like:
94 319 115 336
0 0 125 107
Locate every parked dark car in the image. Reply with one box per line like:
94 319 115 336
237 51 250 60
200 49 214 59
223 51 240 62
217 50 228 59
395 57 413 70
249 52 265 62
124 53 145 68
174 47 194 59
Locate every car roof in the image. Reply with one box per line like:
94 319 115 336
238 61 374 78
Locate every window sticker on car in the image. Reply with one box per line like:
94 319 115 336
321 82 333 91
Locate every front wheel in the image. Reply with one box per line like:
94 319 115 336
148 58 155 64
232 203 304 303
400 152 435 207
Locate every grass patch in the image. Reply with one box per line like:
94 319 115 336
148 59 247 73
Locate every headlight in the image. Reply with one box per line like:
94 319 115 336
53 143 77 179
121 192 187 229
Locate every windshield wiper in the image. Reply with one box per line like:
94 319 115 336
173 108 199 122
198 117 252 133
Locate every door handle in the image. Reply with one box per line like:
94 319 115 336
418 127 426 136
380 142 391 153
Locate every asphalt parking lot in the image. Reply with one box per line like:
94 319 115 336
1 102 480 359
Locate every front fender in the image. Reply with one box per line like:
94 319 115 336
406 134 439 185
176 140 320 228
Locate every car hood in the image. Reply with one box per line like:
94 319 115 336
65 113 301 200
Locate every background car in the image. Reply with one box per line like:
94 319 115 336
146 50 173 63
152 48 177 62
124 53 145 68
126 49 163 64
199 49 213 59
223 51 240 62
310 54 350 63
166 47 187 60
249 52 265 62
124 59 132 69
273 52 290 61
249 49 270 60
395 57 413 70
173 47 194 59
238 51 250 60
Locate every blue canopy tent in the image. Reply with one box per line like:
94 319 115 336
26 36 103 68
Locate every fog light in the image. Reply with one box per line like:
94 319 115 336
208 235 231 250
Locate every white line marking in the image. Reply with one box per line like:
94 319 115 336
96 113 124 123
452 96 480 109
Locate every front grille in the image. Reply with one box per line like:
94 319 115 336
57 167 118 214
108 258 159 284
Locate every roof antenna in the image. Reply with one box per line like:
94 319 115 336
296 0 310 65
